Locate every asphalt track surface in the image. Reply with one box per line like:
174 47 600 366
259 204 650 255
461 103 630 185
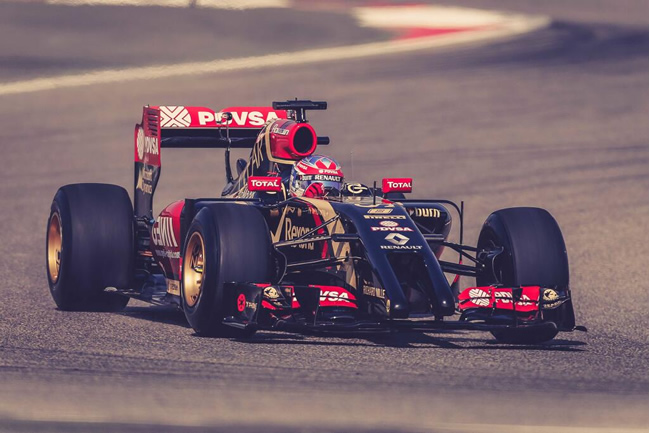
0 1 648 432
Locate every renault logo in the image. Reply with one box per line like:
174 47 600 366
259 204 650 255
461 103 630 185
385 233 409 245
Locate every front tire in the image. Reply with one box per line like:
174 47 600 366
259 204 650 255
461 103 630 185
181 204 272 337
477 207 569 344
46 184 132 311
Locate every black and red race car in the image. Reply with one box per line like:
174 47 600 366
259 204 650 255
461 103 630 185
45 100 582 344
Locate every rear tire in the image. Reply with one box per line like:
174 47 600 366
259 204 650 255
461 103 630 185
181 204 272 337
46 184 132 311
477 207 568 344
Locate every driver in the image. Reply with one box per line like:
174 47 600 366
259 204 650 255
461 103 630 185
289 155 344 199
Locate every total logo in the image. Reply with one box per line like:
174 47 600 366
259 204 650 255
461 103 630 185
152 216 178 248
136 127 159 161
386 180 411 189
380 233 422 250
248 176 282 192
199 110 280 127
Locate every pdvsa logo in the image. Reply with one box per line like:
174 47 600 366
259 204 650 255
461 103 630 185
136 127 159 161
199 111 280 127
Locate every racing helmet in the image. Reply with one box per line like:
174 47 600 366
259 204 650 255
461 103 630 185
289 155 344 198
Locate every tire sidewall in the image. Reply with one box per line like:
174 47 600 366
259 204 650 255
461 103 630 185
47 191 75 308
181 208 223 334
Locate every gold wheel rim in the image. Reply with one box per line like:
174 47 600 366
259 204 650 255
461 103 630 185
183 232 205 308
47 212 62 284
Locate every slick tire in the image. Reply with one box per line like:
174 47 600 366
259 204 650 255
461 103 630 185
477 207 568 344
46 184 132 311
181 204 272 338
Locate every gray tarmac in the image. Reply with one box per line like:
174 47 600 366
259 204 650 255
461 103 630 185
0 1 647 432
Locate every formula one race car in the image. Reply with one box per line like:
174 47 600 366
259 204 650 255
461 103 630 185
45 100 582 344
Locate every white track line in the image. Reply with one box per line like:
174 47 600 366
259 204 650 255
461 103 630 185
355 5 513 29
0 10 549 96
438 424 647 433
47 0 289 9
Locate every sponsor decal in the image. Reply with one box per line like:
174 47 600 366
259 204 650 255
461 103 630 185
248 176 282 192
160 106 191 128
410 207 441 218
363 285 386 299
136 127 144 159
166 279 180 296
368 208 393 214
459 286 541 311
382 178 413 193
271 126 290 136
136 127 160 161
154 249 180 259
363 215 406 220
346 183 367 195
152 216 178 248
299 174 343 182
285 219 314 250
380 245 422 250
542 288 562 309
199 110 279 127
468 288 491 306
263 286 281 300
371 226 414 232
379 221 399 227
385 233 409 245
136 166 154 194
237 293 246 312
319 290 351 303
380 232 422 250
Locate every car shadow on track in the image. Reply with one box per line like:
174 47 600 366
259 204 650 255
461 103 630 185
366 332 587 351
118 305 192 328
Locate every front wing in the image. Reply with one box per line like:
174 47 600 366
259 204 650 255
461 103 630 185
222 283 581 335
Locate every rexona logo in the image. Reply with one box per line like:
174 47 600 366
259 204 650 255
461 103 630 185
198 111 279 127
285 219 314 250
136 127 160 161
152 216 178 248
382 178 413 193
248 176 282 192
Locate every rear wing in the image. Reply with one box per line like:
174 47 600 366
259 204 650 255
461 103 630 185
136 105 288 161
134 105 286 218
